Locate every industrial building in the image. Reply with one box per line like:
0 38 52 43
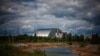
34 28 63 38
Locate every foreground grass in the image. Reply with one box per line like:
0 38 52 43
0 44 47 56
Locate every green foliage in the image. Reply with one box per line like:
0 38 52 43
85 37 90 42
73 34 80 42
67 33 72 41
90 34 100 44
62 33 67 41
79 34 84 42
0 33 99 44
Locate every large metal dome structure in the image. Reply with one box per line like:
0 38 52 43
34 28 63 38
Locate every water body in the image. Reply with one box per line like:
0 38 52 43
41 48 79 56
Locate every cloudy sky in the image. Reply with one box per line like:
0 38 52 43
0 0 100 35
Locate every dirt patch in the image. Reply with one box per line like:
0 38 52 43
72 45 100 56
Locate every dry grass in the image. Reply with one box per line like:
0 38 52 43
72 45 100 56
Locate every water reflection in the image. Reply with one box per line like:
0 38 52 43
41 48 79 56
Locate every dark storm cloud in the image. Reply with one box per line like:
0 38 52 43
0 0 100 35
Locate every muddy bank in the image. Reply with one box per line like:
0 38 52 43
72 45 100 56
11 43 80 52
11 43 100 56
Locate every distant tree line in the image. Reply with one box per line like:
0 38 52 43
0 33 100 44
62 33 100 44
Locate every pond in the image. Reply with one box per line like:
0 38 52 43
40 48 79 56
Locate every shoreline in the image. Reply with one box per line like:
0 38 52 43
11 43 100 56
11 43 79 52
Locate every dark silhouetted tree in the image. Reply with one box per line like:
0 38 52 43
85 37 90 42
79 34 84 42
91 34 99 44
62 33 67 42
67 33 72 42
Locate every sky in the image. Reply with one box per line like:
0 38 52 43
0 0 100 36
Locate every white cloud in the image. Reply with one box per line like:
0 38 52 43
21 25 32 29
